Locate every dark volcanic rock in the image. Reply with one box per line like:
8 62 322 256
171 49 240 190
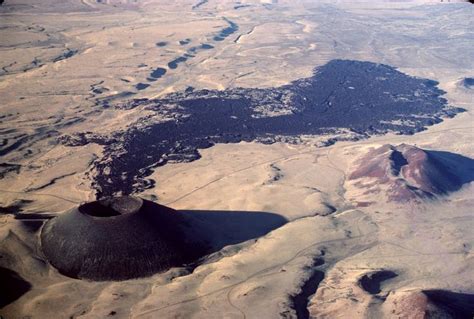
213 18 238 41
135 83 150 91
349 144 474 202
0 162 21 178
52 48 78 63
461 77 474 88
40 196 208 281
179 38 191 45
192 0 207 9
149 67 166 79
168 56 188 69
40 197 287 281
63 59 464 198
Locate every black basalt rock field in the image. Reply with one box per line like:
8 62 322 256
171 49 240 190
349 144 474 202
213 18 238 41
60 59 465 198
462 77 474 89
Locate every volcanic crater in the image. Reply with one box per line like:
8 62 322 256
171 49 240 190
348 144 474 203
39 196 287 281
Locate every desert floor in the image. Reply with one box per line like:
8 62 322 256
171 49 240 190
1 0 473 318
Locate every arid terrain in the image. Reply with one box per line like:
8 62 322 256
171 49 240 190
1 0 473 318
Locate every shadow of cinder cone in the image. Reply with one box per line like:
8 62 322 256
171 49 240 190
40 196 287 281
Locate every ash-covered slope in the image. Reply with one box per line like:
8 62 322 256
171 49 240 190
348 144 474 203
40 196 208 281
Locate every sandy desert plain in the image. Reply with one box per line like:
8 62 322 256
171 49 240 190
1 0 474 318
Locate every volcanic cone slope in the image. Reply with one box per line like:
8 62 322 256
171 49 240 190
40 196 208 281
349 144 474 202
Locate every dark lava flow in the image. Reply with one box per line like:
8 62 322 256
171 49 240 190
60 60 464 198
135 83 150 91
168 56 188 69
179 38 191 46
148 67 166 80
462 77 474 88
166 43 216 71
213 18 238 41
192 0 208 10
136 18 235 92
53 48 78 63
